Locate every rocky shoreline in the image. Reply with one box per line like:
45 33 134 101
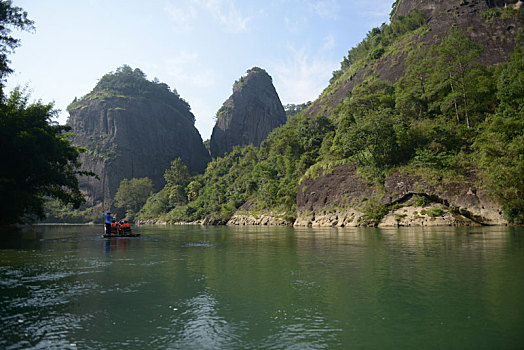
294 164 507 228
227 213 292 226
293 204 486 228
130 163 509 228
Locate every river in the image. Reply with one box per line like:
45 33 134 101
1 225 523 349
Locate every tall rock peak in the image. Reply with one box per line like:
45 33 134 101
210 67 287 158
68 65 210 208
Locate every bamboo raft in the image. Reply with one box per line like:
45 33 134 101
102 232 140 238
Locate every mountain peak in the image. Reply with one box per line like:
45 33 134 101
67 66 210 208
210 67 286 158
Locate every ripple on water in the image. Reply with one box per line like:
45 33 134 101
182 241 217 248
149 293 244 349
263 313 342 350
0 310 94 349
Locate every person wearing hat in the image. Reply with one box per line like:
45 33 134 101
103 212 115 235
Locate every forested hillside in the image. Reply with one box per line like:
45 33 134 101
136 2 523 225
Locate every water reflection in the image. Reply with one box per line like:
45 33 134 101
105 238 129 254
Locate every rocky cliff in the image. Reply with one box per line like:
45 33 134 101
306 0 524 118
68 66 210 209
394 0 521 66
210 67 287 158
295 165 507 227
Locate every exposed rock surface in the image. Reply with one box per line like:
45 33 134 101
306 0 524 118
295 164 507 227
394 0 522 66
210 68 286 158
228 213 292 226
227 197 293 226
68 67 210 209
201 215 226 225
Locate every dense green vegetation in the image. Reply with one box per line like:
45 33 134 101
139 113 334 222
330 9 426 84
68 65 195 124
138 10 524 224
475 31 524 223
284 102 312 119
0 1 92 225
114 177 154 220
0 89 94 225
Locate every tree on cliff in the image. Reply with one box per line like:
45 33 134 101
434 26 483 128
86 64 195 124
0 2 91 226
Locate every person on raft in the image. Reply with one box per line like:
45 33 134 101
110 219 120 235
120 221 131 233
103 212 115 235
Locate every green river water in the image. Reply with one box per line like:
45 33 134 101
0 225 523 349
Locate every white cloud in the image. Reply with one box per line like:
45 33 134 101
164 0 252 33
322 34 335 51
164 1 198 32
308 0 340 19
163 51 217 89
193 0 252 33
270 45 338 104
284 15 308 33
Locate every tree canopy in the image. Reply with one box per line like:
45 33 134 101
69 64 195 124
114 177 154 220
475 33 524 223
0 0 33 94
0 1 91 226
0 89 92 225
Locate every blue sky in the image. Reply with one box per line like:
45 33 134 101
6 0 393 139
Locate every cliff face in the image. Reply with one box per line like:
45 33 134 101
68 67 210 208
394 0 521 66
306 0 524 118
295 165 507 227
210 68 287 158
395 0 520 17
